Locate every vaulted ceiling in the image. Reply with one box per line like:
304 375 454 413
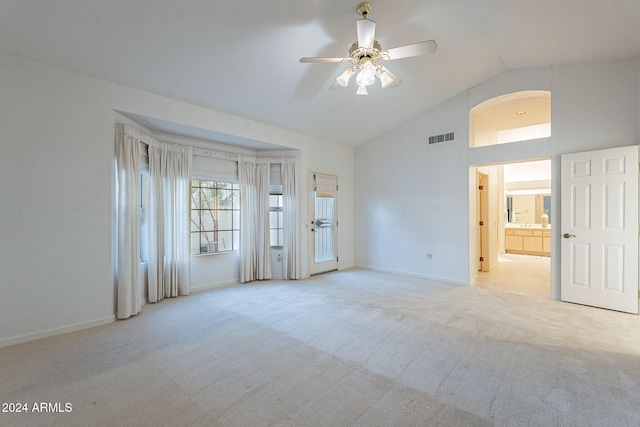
1 0 639 147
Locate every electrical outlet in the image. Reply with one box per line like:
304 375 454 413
427 253 433 259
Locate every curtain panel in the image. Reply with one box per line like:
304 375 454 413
239 159 272 282
281 162 300 279
115 125 142 319
148 143 192 302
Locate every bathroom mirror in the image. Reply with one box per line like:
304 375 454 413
506 193 551 224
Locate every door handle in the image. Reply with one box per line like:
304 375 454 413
563 233 575 239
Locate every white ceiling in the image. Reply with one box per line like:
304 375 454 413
2 1 640 147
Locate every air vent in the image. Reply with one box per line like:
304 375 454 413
428 132 454 145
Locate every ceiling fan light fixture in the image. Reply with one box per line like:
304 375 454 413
377 69 393 88
356 59 376 86
356 69 375 86
336 67 356 87
356 84 368 95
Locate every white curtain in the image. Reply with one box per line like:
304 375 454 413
115 125 141 319
282 162 300 279
148 142 192 302
256 163 271 278
239 159 271 283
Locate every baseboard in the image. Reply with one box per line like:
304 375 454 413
355 264 471 286
190 279 241 293
0 315 116 349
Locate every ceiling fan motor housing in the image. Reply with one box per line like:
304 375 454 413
349 40 383 62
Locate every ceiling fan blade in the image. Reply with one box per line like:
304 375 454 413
356 19 376 49
299 57 349 63
383 40 437 60
328 81 343 90
379 66 402 88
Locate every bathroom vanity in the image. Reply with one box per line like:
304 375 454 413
505 225 551 256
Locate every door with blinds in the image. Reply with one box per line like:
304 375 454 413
309 172 338 275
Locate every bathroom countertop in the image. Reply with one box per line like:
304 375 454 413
505 224 551 229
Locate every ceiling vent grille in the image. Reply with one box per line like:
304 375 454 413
428 131 455 145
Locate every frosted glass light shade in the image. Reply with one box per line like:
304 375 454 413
336 68 356 87
378 70 393 88
356 84 368 95
356 70 375 86
356 60 375 86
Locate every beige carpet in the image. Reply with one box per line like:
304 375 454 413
2 268 640 426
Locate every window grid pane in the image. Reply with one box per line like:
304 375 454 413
269 194 284 247
191 180 240 255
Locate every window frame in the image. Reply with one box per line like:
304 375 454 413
269 191 284 248
190 179 240 255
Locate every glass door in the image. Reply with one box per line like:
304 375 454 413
309 172 338 275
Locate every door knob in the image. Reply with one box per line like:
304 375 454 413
563 233 575 238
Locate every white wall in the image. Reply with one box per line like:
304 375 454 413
0 51 354 347
355 60 639 299
354 93 471 284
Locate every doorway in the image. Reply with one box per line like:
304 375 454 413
309 171 338 275
473 160 551 296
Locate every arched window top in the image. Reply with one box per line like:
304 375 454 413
470 90 551 148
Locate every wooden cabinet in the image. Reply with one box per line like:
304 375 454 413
505 228 550 256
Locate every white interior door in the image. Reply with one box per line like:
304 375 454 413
561 145 638 314
309 172 338 275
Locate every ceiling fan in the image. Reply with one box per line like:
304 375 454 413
299 2 437 95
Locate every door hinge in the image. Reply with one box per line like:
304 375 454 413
479 256 484 262
638 290 640 298
478 185 484 190
336 220 338 226
479 221 484 226
337 256 339 262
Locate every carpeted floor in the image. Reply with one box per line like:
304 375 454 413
2 268 640 426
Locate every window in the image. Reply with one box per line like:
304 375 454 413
269 192 284 247
191 180 240 254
